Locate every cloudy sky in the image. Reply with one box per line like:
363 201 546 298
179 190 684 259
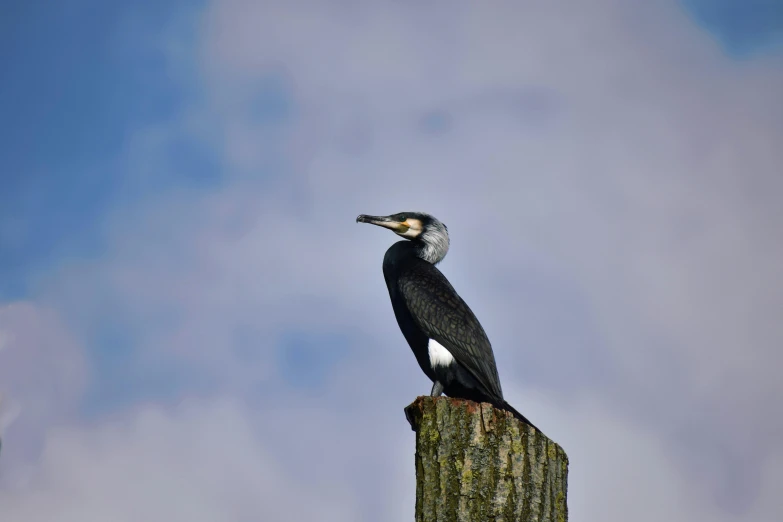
1 1 782 520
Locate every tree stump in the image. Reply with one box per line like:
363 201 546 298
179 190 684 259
405 396 568 522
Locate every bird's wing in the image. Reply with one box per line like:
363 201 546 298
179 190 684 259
398 259 504 399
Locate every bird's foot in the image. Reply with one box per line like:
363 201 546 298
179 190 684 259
430 381 444 397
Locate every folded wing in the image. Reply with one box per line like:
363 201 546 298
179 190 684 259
397 259 504 400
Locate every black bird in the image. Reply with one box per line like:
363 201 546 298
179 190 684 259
357 212 537 430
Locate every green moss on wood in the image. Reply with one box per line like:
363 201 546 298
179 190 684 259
406 396 568 522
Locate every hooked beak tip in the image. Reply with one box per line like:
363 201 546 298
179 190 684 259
357 214 383 224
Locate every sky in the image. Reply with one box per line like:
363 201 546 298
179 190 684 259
1 1 782 521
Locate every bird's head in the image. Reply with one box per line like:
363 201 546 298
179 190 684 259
356 212 450 264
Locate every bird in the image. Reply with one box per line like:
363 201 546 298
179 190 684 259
357 211 537 430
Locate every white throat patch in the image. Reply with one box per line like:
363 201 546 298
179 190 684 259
428 339 454 368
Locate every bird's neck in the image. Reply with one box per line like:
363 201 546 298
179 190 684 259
384 233 450 270
413 231 449 265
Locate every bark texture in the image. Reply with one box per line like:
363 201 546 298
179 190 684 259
405 396 568 522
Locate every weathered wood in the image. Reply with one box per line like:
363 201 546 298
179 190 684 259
405 396 568 522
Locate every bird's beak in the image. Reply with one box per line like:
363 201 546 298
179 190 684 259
356 214 410 233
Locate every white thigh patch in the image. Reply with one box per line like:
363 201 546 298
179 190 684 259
428 339 454 368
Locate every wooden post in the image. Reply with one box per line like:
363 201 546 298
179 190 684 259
405 396 568 522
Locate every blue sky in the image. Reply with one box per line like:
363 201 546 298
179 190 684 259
1 0 227 422
1 0 212 298
1 2 782 521
682 0 783 56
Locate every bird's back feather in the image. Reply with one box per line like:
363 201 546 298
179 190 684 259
397 258 504 400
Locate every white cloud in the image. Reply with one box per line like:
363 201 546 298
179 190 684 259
195 0 783 510
0 398 360 522
192 0 782 516
0 303 87 482
513 387 783 522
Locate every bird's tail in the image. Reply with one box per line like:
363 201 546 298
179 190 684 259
497 399 539 432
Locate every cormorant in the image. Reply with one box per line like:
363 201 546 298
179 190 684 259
357 212 537 430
